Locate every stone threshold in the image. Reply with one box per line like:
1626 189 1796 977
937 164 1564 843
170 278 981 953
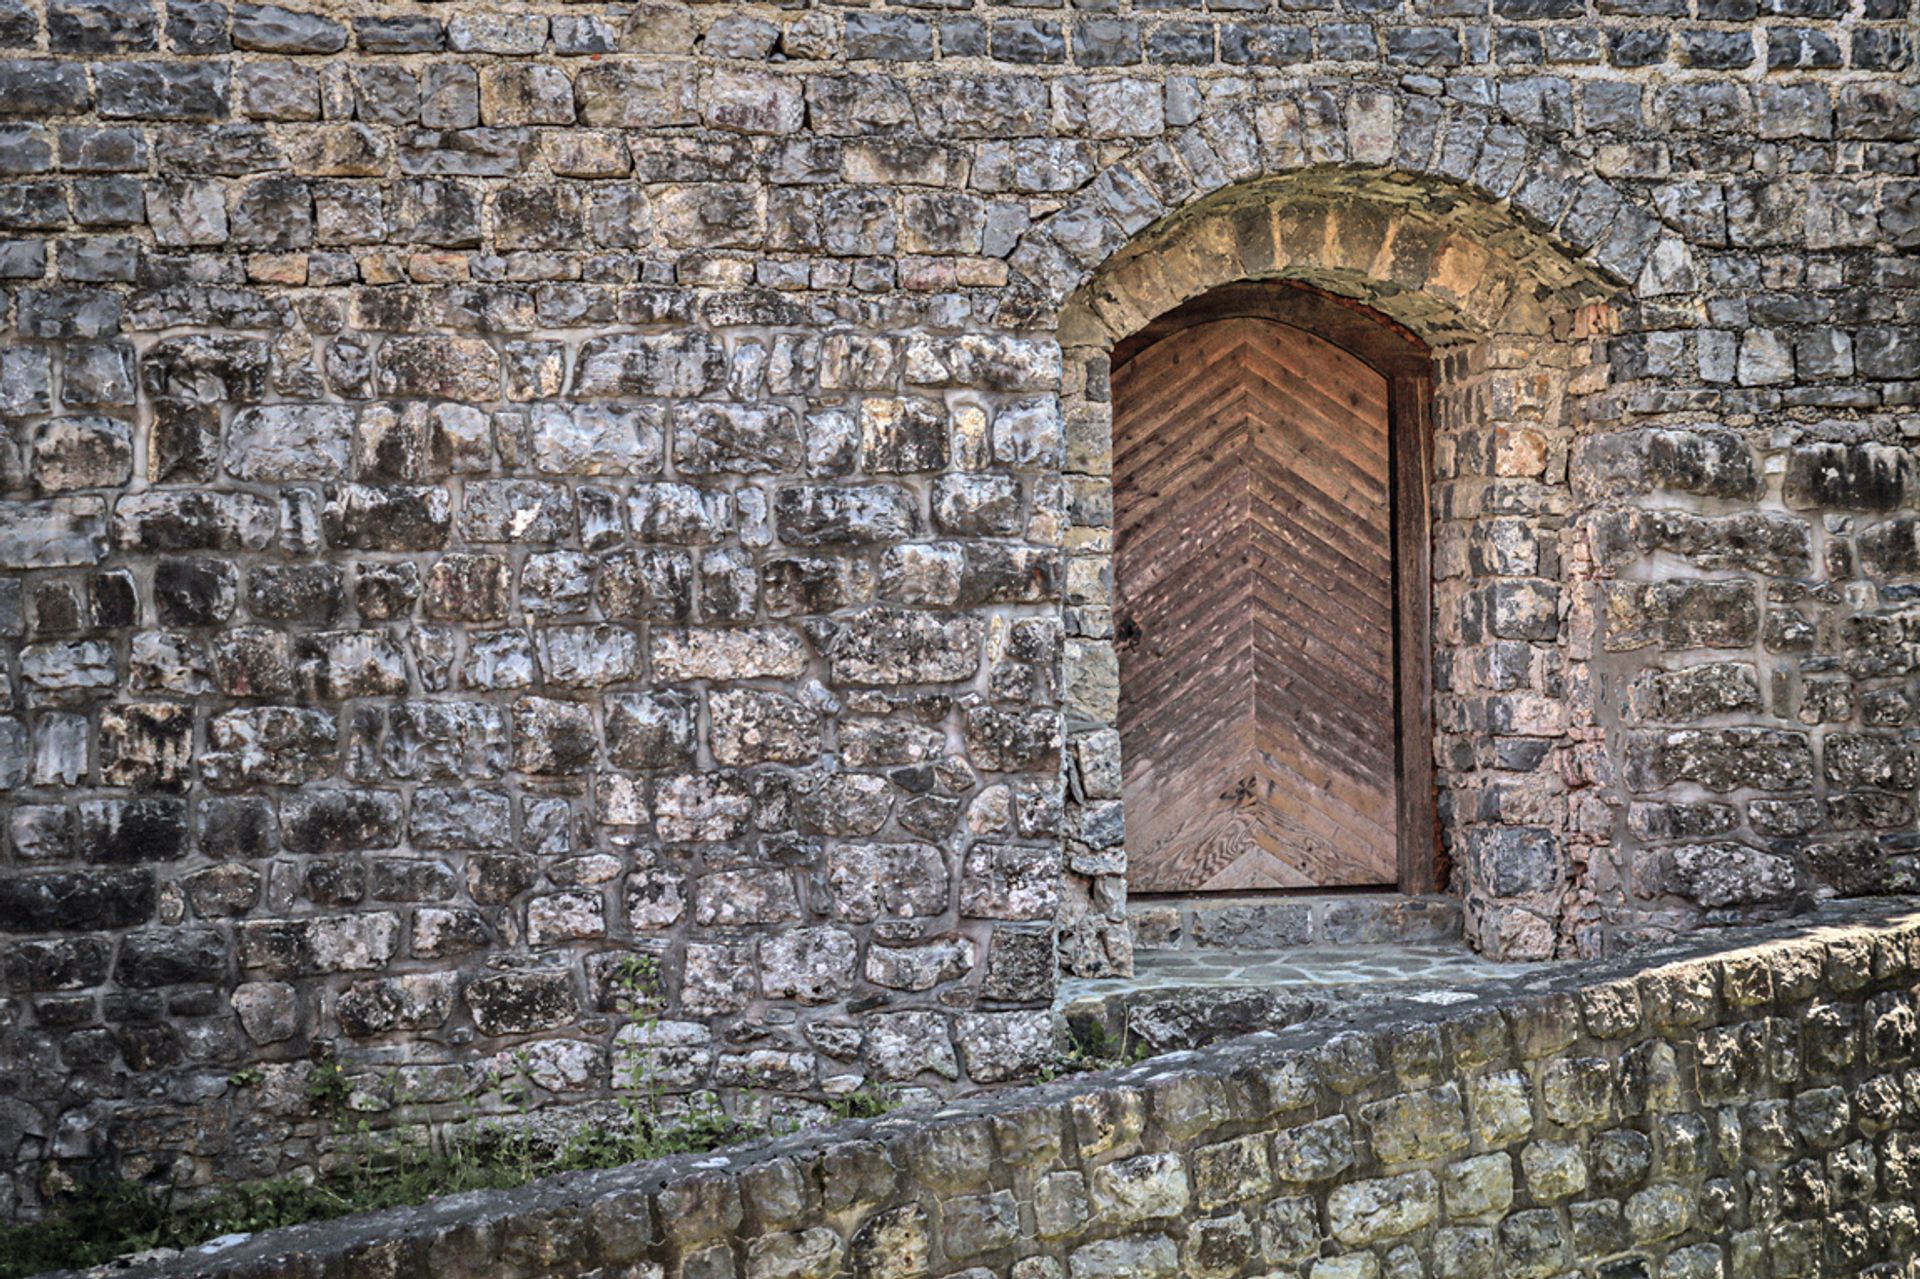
1128 890 1465 952
1057 941 1543 1055
1077 893 1520 1057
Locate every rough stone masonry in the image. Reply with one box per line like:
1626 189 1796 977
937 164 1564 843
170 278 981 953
35 903 1920 1279
0 0 1915 1218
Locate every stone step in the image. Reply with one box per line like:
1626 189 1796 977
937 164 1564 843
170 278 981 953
1056 933 1532 1058
1128 892 1463 952
1060 984 1321 1057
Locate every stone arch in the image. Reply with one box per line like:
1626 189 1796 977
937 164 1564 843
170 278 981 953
1045 163 1634 974
1007 79 1671 319
1054 170 1620 347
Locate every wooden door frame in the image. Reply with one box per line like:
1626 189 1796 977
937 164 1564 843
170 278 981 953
1111 281 1440 896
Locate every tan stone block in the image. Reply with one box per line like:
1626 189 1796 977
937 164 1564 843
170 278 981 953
1154 213 1241 310
246 253 306 285
407 251 469 283
1495 426 1550 476
955 256 1009 287
1269 202 1333 277
1254 98 1305 169
1091 253 1172 338
1347 90 1397 165
1441 1152 1513 1221
1386 218 1458 293
357 250 406 284
1428 234 1493 306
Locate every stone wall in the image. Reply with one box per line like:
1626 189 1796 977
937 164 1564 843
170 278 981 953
43 903 1920 1279
0 0 1918 1219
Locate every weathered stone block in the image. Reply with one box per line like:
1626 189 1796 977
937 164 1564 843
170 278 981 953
1626 728 1813 793
960 842 1061 921
1189 1133 1273 1209
239 912 400 976
28 416 130 493
655 771 752 842
574 332 723 397
280 789 402 855
654 626 808 681
410 787 512 850
1784 442 1912 511
529 403 662 476
96 60 227 120
957 1009 1053 1083
605 690 696 769
1068 1233 1178 1279
759 926 856 1005
324 484 451 550
676 403 802 475
1497 1208 1568 1279
512 696 596 774
1092 1153 1190 1223
538 624 643 688
464 969 579 1035
1327 1171 1438 1247
774 484 918 548
1359 1084 1470 1166
225 404 353 481
1270 1114 1356 1183
864 1009 958 1082
826 841 947 924
1604 581 1758 652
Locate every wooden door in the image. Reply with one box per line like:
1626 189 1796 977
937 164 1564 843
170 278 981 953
1114 316 1399 893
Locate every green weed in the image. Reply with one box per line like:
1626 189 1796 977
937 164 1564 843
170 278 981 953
2 951 816 1278
1044 1017 1154 1079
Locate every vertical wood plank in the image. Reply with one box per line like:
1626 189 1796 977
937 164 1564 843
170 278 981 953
1390 373 1440 895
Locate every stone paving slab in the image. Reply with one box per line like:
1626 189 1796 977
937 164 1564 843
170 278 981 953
1129 893 1466 952
1059 941 1541 1006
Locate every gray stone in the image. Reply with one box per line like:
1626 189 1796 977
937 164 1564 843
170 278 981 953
232 4 345 53
29 417 131 492
775 484 918 547
864 1010 958 1081
827 842 948 923
226 404 353 481
760 927 857 1004
676 403 802 474
146 177 227 245
829 606 981 683
528 403 662 477
866 936 974 992
95 60 228 120
0 498 107 568
463 970 579 1034
1327 1172 1439 1246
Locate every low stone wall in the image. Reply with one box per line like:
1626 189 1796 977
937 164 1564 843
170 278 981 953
49 899 1920 1279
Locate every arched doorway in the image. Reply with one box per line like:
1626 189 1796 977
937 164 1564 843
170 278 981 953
1110 282 1438 897
1043 172 1622 969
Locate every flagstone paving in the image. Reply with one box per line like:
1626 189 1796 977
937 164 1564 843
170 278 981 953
1059 943 1545 1007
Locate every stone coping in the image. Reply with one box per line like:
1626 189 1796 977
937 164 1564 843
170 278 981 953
39 895 1920 1279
